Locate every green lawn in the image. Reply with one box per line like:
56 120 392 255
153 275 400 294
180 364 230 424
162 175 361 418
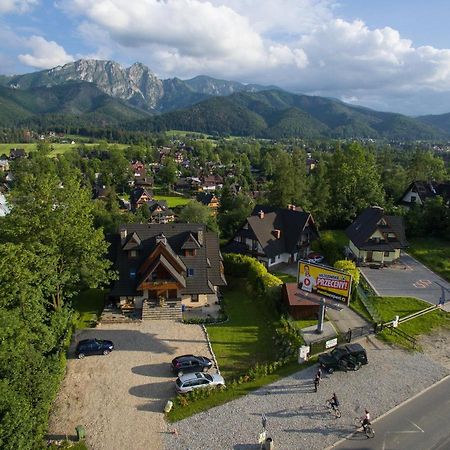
153 195 191 208
349 295 374 323
271 271 297 284
373 296 450 348
71 288 106 329
206 280 280 380
0 142 128 157
408 237 450 282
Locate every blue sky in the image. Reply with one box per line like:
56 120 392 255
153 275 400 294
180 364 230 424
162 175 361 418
1 0 450 115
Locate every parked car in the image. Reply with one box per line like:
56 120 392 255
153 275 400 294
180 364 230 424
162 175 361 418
305 252 325 264
171 354 213 377
175 372 225 394
75 338 114 359
319 343 368 374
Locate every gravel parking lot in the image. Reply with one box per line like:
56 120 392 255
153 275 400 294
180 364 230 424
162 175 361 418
48 321 210 450
164 336 449 450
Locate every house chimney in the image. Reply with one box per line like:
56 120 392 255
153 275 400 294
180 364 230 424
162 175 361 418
120 228 127 241
197 229 204 246
287 204 296 211
156 233 167 245
258 210 265 219
273 229 281 239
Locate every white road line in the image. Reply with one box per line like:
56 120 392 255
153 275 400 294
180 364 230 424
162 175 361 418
381 421 424 450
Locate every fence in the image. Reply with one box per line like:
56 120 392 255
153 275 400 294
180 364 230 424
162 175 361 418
380 324 417 348
355 285 382 323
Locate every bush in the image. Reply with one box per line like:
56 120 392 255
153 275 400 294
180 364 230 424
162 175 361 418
223 254 282 301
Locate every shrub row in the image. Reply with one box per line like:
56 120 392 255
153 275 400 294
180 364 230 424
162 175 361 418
223 253 282 303
172 357 293 409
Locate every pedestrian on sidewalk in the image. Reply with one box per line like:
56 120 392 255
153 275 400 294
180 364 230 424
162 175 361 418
314 373 320 392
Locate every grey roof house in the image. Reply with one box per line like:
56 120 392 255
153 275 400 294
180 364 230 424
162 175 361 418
345 206 408 266
399 181 450 207
223 205 319 267
110 223 226 319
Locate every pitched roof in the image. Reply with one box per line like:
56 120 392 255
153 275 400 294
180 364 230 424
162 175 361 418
110 223 226 297
235 205 316 258
399 180 450 205
345 206 408 251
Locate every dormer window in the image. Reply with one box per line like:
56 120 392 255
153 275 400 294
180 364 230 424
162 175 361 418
129 250 138 258
184 249 196 257
187 268 195 277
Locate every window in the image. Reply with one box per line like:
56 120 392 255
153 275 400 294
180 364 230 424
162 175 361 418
191 294 199 302
384 251 390 257
129 250 137 258
411 196 416 203
252 240 258 251
187 268 195 277
129 269 136 279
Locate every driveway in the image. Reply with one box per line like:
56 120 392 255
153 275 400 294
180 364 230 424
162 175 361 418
164 336 449 450
48 321 211 450
360 252 450 311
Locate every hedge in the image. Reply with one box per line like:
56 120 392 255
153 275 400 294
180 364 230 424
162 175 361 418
222 253 282 302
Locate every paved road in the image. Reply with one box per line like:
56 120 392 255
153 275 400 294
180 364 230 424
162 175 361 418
331 375 450 450
361 252 450 312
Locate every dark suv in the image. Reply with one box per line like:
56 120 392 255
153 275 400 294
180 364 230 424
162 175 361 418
319 343 368 374
75 339 114 359
171 354 213 377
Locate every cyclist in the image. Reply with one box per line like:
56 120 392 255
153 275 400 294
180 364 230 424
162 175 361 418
330 393 339 411
361 409 371 430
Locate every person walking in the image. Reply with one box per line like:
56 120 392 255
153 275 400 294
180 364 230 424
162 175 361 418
314 373 320 392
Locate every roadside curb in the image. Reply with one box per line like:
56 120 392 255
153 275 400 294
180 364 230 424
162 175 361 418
324 373 450 449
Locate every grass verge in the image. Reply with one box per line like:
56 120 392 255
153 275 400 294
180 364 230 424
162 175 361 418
349 296 374 323
166 359 315 422
373 296 450 348
407 237 450 282
71 288 106 329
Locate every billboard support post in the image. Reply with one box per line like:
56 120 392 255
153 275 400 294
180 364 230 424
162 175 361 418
316 298 326 334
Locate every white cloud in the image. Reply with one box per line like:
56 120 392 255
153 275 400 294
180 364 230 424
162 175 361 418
26 1 450 113
18 35 74 69
0 0 38 14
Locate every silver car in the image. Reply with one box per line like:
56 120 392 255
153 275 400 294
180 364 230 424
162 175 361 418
175 372 225 394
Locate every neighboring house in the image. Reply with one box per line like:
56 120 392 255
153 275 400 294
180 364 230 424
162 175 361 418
399 181 450 207
93 184 108 200
196 192 220 215
0 193 10 217
0 159 9 172
345 206 408 266
223 205 319 267
130 187 153 211
9 148 26 159
147 200 175 224
109 224 227 319
200 174 223 192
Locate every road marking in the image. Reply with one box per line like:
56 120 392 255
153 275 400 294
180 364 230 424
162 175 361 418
413 279 432 288
381 420 424 450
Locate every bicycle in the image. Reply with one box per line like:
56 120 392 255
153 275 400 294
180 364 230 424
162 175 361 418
325 399 341 418
354 417 375 438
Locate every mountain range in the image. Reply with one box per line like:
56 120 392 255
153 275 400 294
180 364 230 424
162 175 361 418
0 59 449 139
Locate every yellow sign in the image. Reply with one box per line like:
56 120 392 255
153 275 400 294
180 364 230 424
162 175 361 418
298 261 352 302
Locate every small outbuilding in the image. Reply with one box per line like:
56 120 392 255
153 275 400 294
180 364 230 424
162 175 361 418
282 283 320 320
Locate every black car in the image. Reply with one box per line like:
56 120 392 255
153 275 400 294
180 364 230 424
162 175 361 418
171 354 213 377
319 343 368 374
75 338 114 359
